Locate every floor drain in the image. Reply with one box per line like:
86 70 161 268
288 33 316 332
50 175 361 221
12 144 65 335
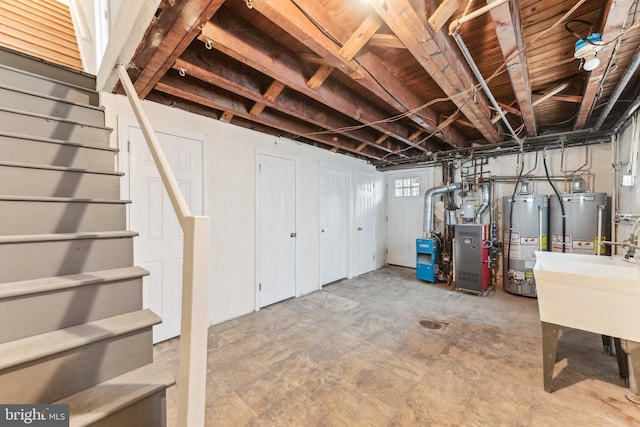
419 319 447 330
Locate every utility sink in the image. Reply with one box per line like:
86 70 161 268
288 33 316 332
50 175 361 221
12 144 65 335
533 251 640 402
533 251 640 342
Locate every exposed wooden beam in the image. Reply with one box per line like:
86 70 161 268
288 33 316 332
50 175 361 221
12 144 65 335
220 111 234 122
574 0 633 129
264 80 286 101
249 0 466 148
339 14 383 61
532 81 571 107
251 80 287 114
155 75 387 160
132 0 225 98
307 65 334 90
532 94 582 104
488 0 536 135
497 101 521 116
175 47 407 153
370 0 502 143
200 11 438 152
428 0 462 32
368 34 405 49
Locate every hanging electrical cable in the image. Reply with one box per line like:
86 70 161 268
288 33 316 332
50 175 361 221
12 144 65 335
543 149 566 253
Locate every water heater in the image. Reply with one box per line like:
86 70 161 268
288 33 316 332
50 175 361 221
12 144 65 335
503 194 548 297
549 192 610 254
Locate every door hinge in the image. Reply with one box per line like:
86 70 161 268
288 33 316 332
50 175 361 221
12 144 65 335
127 140 131 152
258 163 262 172
373 254 376 260
259 283 262 291
385 248 388 254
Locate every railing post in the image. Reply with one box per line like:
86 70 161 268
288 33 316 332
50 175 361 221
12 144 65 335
115 63 210 427
178 215 210 427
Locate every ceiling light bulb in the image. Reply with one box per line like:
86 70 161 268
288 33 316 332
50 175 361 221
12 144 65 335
582 53 600 71
574 33 603 71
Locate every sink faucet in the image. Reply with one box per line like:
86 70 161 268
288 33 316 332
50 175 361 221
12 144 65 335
602 216 640 259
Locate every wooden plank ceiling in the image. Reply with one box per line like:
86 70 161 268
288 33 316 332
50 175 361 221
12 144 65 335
0 0 82 70
123 0 640 167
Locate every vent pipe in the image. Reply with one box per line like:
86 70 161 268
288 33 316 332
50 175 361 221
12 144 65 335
423 183 461 237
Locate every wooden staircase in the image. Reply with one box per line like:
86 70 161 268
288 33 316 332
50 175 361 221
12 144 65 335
0 47 174 426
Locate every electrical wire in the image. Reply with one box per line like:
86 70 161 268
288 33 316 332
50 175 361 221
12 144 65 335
543 150 566 253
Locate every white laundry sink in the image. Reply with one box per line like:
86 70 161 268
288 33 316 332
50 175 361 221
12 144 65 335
533 251 640 342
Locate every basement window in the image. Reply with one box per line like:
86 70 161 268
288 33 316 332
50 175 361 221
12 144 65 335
394 177 420 197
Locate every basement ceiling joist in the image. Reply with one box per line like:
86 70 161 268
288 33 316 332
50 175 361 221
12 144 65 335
123 0 640 168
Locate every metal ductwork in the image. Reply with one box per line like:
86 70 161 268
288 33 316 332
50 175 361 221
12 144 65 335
475 184 491 222
423 183 461 237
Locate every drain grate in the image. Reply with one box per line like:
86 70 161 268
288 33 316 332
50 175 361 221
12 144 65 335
419 319 448 330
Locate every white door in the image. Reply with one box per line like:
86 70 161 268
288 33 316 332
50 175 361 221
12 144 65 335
258 153 296 307
126 124 204 343
354 171 376 276
319 166 347 285
387 170 432 267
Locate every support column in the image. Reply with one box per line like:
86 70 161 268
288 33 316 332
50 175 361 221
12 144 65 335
541 321 560 392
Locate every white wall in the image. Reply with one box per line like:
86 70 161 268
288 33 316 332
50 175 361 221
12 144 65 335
101 92 386 325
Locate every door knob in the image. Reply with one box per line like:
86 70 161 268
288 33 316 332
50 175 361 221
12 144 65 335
357 227 363 231
321 229 325 233
290 232 297 238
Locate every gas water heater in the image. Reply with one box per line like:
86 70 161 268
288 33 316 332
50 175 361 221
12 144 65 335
503 193 549 297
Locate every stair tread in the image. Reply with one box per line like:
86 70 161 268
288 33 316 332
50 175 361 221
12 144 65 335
0 309 161 371
56 363 175 427
0 195 131 204
0 106 112 131
0 83 104 111
0 230 138 244
0 266 149 299
0 131 118 152
0 63 97 95
0 160 124 176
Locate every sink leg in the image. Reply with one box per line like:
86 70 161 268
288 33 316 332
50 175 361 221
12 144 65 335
623 340 640 403
542 321 560 392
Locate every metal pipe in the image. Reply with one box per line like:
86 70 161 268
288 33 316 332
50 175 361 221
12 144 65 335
538 205 543 251
449 0 510 30
614 96 640 133
423 183 462 237
596 45 640 130
449 28 523 145
597 203 604 256
475 184 490 222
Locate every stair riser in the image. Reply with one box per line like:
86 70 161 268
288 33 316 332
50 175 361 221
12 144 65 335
0 66 98 105
88 390 167 427
0 135 115 172
0 329 153 403
0 109 110 148
0 48 96 91
0 238 134 283
0 87 104 126
0 278 143 344
0 166 120 199
0 201 126 235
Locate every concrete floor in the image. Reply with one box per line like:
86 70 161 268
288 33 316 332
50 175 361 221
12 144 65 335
154 266 640 426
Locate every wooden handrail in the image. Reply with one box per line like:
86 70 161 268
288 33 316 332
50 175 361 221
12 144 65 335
116 63 210 427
